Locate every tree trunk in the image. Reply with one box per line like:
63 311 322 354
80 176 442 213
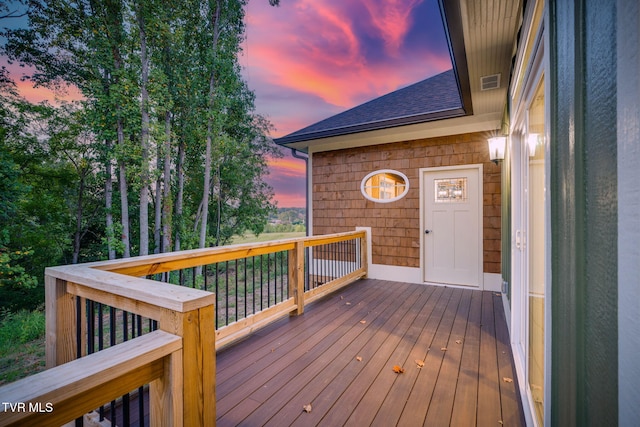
199 128 212 249
154 133 162 253
154 167 162 253
198 0 221 251
174 140 185 251
162 111 172 252
137 2 150 256
215 164 222 246
105 139 116 260
72 174 85 264
117 118 130 258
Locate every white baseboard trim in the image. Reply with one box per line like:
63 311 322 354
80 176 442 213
368 264 423 284
483 272 502 292
366 263 502 292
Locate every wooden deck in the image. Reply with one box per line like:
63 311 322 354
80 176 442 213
216 278 525 426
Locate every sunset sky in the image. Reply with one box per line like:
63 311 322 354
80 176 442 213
1 0 452 207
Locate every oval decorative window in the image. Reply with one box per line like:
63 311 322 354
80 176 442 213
361 170 409 203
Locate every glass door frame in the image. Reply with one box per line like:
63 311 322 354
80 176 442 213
509 30 550 427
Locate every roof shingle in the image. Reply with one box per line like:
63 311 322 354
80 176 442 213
274 69 465 146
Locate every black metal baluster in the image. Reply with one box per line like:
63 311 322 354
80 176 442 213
305 247 310 291
122 392 130 426
98 303 105 421
235 259 238 323
138 385 145 426
341 241 344 274
310 247 314 288
328 244 332 282
252 256 256 315
267 254 272 307
76 297 82 359
109 307 116 424
276 252 280 303
123 310 128 343
272 252 276 305
87 300 95 355
225 260 229 325
122 311 133 426
98 303 104 351
136 314 142 338
244 257 247 319
215 263 219 329
284 251 287 300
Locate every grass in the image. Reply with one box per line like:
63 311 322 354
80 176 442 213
0 309 46 385
230 231 305 244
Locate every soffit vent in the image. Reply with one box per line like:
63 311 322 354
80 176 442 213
481 73 501 91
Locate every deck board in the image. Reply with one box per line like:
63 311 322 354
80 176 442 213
422 288 473 426
342 285 439 426
110 279 526 426
249 281 425 426
495 292 526 426
295 284 437 427
450 290 482 427
217 281 399 425
476 292 502 427
217 279 525 426
370 286 453 426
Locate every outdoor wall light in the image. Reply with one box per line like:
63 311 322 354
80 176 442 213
488 136 507 164
527 133 541 157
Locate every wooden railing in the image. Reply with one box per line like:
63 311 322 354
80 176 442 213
0 230 367 426
0 330 182 426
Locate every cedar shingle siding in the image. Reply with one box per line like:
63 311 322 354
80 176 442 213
312 132 501 273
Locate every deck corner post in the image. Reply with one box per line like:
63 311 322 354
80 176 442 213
159 304 216 426
289 240 305 315
45 273 77 368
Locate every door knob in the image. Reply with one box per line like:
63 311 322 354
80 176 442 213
425 229 432 234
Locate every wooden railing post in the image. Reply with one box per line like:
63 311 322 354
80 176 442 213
45 275 77 368
289 240 305 315
360 231 368 278
150 345 184 427
159 304 216 426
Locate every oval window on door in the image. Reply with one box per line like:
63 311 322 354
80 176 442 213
360 170 409 203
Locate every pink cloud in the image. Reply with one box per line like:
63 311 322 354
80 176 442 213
2 59 83 104
265 154 307 208
361 0 425 55
244 0 451 116
268 155 306 177
271 192 306 208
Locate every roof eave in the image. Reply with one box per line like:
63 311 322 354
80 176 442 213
274 107 467 147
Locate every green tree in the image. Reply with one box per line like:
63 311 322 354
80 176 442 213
1 0 283 312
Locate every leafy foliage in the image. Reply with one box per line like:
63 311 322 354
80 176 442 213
0 245 40 311
0 0 283 311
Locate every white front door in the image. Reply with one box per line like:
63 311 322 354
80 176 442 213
422 166 482 287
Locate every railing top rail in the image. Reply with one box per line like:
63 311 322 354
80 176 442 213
43 230 365 314
45 265 215 313
51 230 366 278
88 239 297 276
302 230 366 247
